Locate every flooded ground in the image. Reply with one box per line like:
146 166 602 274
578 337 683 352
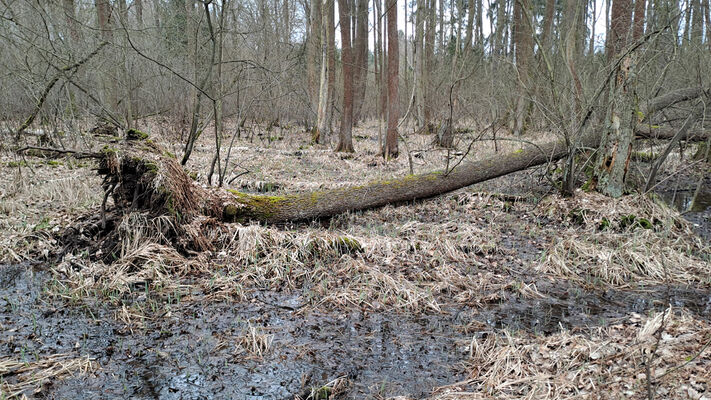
2 128 710 399
3 232 709 398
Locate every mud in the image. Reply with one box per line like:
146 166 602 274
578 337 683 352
1 265 467 399
3 255 711 399
654 164 711 240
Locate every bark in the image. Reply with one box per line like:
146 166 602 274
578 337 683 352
702 0 711 51
52 89 711 229
352 0 369 123
641 86 709 118
415 0 426 129
540 0 556 53
438 0 445 51
594 0 635 198
96 0 116 119
464 0 474 50
635 125 711 141
136 0 144 27
705 0 711 52
96 0 113 41
62 0 80 41
307 0 323 123
632 0 646 41
475 0 483 51
383 0 399 158
424 0 435 127
607 0 633 61
691 0 703 46
314 0 331 144
512 0 533 136
335 0 355 152
494 0 507 56
327 0 336 134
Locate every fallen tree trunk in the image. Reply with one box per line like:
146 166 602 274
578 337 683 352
634 124 711 141
98 131 602 224
641 86 709 118
23 88 708 226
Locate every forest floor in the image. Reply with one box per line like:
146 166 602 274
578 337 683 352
1 121 710 399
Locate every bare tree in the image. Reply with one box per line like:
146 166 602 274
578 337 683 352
512 0 533 136
335 0 355 152
352 0 369 123
383 0 399 158
594 0 636 197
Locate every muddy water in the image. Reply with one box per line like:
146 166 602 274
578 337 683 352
656 172 711 240
1 266 467 399
3 260 711 399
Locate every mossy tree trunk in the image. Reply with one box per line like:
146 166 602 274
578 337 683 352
99 130 600 225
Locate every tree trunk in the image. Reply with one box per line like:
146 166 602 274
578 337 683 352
632 0 646 41
475 0 483 51
335 0 355 152
415 0 426 129
383 0 399 158
464 0 474 50
307 0 323 126
314 0 331 144
438 0 445 52
96 128 604 229
512 0 533 136
540 0 556 53
352 0 369 123
705 0 711 52
691 0 703 46
326 0 336 135
136 0 144 27
424 0 435 128
595 0 636 198
65 87 708 235
63 0 80 41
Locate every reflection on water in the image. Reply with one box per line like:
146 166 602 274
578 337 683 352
659 189 711 213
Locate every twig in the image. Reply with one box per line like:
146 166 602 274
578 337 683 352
16 146 101 159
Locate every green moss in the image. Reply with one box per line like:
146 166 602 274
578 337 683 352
331 236 363 254
47 160 63 167
619 214 636 229
6 160 28 168
631 151 655 162
223 204 239 220
100 145 118 156
513 148 524 154
163 150 177 159
598 217 611 231
637 217 653 229
126 128 149 141
144 161 159 173
227 190 289 220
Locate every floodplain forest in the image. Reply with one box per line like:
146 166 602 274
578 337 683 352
1 0 710 398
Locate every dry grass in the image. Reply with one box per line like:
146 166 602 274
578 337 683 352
0 155 101 263
0 353 96 399
536 191 711 286
235 321 274 358
2 123 710 399
433 309 711 399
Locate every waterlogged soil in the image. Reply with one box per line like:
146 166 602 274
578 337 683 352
654 167 711 240
2 265 466 399
3 259 711 399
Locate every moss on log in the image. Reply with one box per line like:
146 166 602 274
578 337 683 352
220 133 602 223
93 130 605 224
